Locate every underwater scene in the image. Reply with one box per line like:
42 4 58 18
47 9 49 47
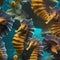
0 0 60 60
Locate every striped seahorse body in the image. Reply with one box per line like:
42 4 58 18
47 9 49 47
12 19 34 60
30 42 39 60
0 9 14 60
12 24 29 60
24 38 43 60
31 0 57 24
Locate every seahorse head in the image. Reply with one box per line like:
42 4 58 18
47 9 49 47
22 19 34 37
16 19 34 37
15 24 29 36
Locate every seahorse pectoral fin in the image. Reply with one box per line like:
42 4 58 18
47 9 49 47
26 41 34 50
26 41 38 50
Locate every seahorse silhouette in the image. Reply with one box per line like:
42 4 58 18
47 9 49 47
43 34 60 60
12 19 34 60
23 38 43 60
0 9 14 60
31 0 58 24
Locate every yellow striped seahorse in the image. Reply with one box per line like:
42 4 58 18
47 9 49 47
43 34 60 59
50 9 60 37
22 38 43 60
29 40 43 60
31 0 58 24
12 19 34 60
12 24 29 60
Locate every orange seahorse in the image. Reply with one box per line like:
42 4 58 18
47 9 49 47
28 40 43 60
21 38 43 60
12 24 29 60
12 19 34 60
31 0 58 24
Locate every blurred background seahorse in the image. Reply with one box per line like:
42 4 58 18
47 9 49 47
31 0 58 24
43 34 60 60
0 0 14 60
31 0 60 38
6 0 29 22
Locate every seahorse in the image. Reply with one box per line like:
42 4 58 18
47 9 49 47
12 19 34 60
22 38 43 60
43 34 60 60
31 0 58 24
43 34 59 51
29 41 43 60
0 9 14 60
50 9 60 37
6 0 28 21
0 11 14 37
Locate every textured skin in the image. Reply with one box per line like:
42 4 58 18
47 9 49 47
22 39 43 60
